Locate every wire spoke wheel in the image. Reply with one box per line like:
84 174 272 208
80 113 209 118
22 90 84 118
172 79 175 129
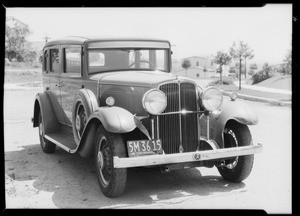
38 111 56 154
224 129 239 169
75 103 87 139
39 122 46 148
217 122 254 182
97 136 112 186
94 125 127 197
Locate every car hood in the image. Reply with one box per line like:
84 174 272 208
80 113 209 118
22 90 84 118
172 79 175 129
89 70 179 88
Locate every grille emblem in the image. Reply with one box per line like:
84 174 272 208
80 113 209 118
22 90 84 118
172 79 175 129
193 153 201 161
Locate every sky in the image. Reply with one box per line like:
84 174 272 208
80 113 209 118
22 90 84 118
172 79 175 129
6 5 292 66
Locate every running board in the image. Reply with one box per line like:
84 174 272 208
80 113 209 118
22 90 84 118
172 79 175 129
44 124 77 153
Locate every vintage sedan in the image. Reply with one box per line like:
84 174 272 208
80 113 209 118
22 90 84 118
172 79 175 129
32 36 262 197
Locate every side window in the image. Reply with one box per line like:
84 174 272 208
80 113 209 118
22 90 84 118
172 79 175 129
88 51 105 73
156 50 167 71
43 50 48 72
64 47 81 74
50 48 60 73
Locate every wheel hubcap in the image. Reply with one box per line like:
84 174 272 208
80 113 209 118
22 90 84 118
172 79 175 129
39 123 43 136
97 136 110 186
97 151 104 170
75 115 81 131
39 122 45 147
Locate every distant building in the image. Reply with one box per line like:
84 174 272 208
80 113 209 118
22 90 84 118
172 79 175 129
172 56 218 79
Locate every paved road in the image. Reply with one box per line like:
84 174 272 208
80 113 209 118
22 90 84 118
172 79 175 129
4 86 291 213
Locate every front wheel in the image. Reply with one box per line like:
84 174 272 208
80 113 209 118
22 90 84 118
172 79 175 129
94 125 127 197
217 122 254 182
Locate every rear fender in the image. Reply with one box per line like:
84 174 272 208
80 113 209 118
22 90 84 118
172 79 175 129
33 92 62 133
200 100 258 148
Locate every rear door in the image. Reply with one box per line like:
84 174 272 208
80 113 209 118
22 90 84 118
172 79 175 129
42 49 50 91
47 45 65 124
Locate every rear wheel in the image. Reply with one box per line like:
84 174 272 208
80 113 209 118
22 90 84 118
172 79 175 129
94 125 127 197
38 111 56 153
217 122 254 182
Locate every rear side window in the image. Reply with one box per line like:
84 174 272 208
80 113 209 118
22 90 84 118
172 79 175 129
64 47 81 74
42 50 48 72
50 48 60 73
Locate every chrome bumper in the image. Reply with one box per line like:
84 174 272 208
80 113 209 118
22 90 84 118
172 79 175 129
113 143 263 168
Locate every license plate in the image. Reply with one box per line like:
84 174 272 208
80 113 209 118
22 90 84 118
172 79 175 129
127 139 162 157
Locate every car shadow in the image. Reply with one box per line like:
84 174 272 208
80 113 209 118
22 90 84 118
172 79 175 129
5 143 246 208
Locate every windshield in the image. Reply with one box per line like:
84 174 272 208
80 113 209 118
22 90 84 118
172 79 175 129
88 48 169 74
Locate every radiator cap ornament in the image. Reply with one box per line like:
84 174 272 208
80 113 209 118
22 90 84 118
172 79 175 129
179 145 184 153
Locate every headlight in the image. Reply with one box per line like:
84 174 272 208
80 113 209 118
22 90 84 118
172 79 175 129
202 87 223 112
142 89 167 115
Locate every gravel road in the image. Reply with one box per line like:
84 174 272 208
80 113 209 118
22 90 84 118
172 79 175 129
4 83 291 213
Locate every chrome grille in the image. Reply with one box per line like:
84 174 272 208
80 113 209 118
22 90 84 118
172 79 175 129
158 82 199 154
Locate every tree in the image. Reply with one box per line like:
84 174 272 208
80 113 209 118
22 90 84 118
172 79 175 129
249 63 258 76
230 41 254 89
242 44 254 79
228 66 237 78
283 49 292 74
213 51 232 84
262 62 271 77
5 21 30 61
181 59 191 77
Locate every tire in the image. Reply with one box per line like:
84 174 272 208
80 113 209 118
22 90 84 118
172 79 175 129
94 125 127 197
72 95 91 145
217 122 254 182
38 111 56 154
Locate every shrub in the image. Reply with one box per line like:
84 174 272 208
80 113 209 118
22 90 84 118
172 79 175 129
252 62 274 84
208 76 234 86
252 71 272 84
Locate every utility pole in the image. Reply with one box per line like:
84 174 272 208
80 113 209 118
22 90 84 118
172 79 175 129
239 58 242 90
244 58 247 79
43 36 51 43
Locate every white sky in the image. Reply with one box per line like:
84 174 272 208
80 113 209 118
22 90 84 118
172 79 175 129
6 5 292 65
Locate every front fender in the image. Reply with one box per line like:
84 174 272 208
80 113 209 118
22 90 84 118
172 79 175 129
75 106 137 157
89 106 136 133
219 99 258 125
200 99 258 148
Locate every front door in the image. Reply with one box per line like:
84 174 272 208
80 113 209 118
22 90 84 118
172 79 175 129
60 45 83 126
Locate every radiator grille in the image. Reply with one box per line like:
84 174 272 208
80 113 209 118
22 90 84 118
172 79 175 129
158 82 199 154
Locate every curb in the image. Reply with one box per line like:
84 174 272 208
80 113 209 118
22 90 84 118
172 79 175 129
220 90 291 106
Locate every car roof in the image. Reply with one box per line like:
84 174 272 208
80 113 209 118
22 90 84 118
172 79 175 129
44 36 170 48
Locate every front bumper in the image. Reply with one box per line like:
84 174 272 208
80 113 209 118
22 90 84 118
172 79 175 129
113 143 263 168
